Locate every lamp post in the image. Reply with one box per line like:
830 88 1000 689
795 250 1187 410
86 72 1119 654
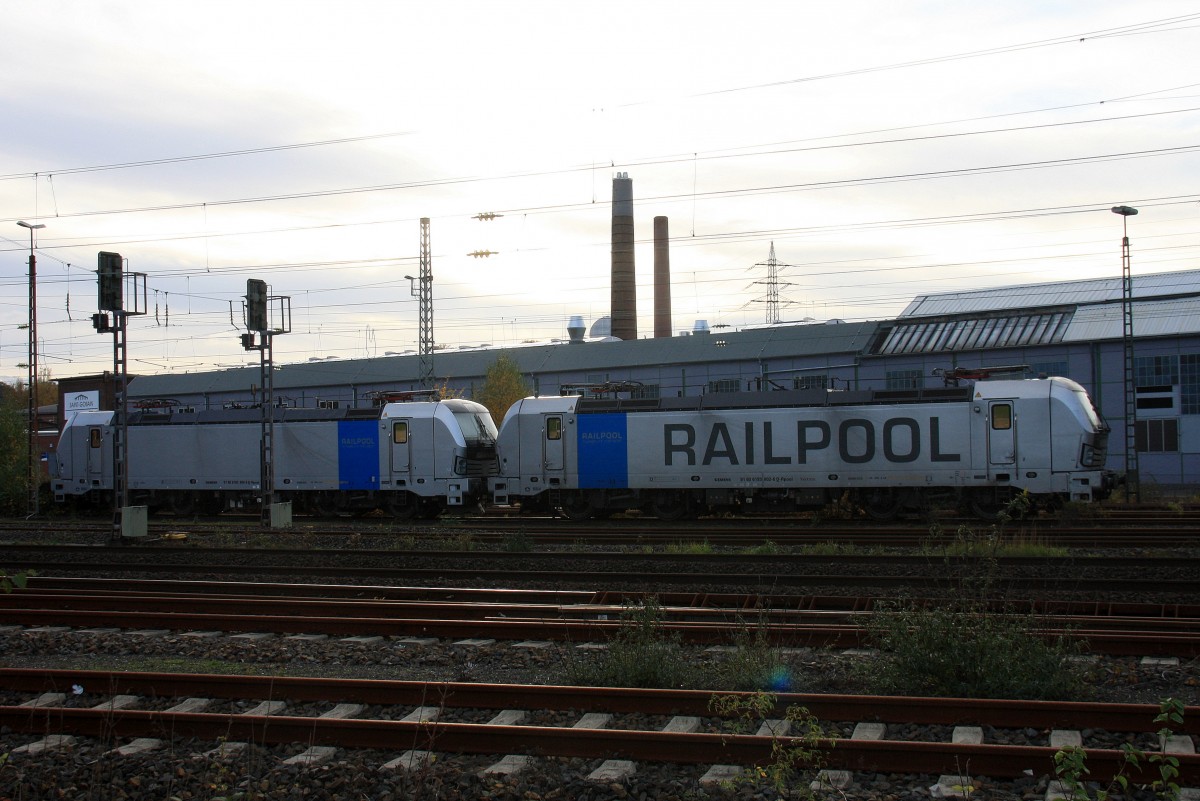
17 221 45 517
1112 205 1138 503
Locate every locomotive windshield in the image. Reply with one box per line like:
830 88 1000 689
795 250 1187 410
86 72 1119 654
453 411 497 444
1072 388 1104 431
1052 379 1106 432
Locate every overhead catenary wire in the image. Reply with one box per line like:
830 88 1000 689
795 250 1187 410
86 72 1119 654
4 12 1199 375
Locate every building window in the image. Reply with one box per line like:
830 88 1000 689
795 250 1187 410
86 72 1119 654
631 384 660 400
1031 361 1068 378
886 370 922 390
1134 355 1178 388
707 379 740 393
1135 418 1178 453
794 374 828 390
1182 354 1200 415
1136 387 1176 411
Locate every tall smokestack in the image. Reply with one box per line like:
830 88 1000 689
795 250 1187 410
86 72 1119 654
653 215 672 339
610 172 636 341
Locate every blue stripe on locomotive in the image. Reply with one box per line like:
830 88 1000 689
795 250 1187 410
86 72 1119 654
577 413 629 488
337 420 380 490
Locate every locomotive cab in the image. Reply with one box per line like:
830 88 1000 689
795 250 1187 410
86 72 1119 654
969 376 1110 507
52 410 115 504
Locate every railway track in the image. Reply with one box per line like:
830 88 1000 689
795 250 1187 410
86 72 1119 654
20 575 1200 618
3 669 1198 789
4 563 1198 796
3 511 1200 548
3 543 1199 599
4 578 1199 656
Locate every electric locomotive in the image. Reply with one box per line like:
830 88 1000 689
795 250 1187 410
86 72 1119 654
488 376 1110 520
52 397 498 518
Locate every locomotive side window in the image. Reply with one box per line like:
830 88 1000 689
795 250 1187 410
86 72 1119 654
991 403 1012 431
392 421 409 444
546 417 562 441
89 428 102 448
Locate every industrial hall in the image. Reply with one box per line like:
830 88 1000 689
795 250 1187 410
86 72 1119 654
110 267 1200 495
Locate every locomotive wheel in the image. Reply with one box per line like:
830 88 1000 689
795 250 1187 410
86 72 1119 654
169 493 196 516
559 492 595 521
416 499 445 520
860 488 903 521
197 494 224 516
384 492 420 520
308 493 340 518
650 491 694 521
967 487 1018 521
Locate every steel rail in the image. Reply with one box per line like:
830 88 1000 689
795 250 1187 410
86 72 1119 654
2 560 1197 597
7 525 1200 551
6 542 1200 570
3 605 1199 655
23 577 1200 619
4 669 1197 731
8 588 1200 635
2 670 1197 781
10 707 1200 781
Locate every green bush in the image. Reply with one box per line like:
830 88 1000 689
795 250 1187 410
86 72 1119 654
860 600 1086 699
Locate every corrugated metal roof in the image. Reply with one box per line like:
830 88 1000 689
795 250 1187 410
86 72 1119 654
900 268 1200 318
129 321 881 399
1064 297 1200 342
879 311 1072 354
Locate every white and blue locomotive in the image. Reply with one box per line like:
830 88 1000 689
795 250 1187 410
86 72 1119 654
488 376 1111 520
52 397 498 518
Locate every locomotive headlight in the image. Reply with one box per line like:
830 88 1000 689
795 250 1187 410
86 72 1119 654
1080 444 1096 467
454 455 467 475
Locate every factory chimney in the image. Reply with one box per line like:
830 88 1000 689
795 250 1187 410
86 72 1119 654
610 172 636 341
653 216 672 338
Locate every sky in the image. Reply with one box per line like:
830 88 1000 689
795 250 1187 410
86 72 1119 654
2 1 1199 383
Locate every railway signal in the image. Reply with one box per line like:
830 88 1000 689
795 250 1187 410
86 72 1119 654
93 251 148 541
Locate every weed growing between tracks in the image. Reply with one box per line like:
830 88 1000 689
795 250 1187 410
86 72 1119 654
709 691 831 797
1053 698 1186 801
562 598 793 692
501 532 534 552
0 568 32 592
563 597 695 688
857 492 1088 700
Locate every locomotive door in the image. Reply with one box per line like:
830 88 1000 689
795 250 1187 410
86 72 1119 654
987 401 1016 470
543 415 564 474
389 419 412 478
86 426 104 483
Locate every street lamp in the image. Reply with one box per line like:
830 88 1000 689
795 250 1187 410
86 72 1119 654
1111 205 1138 503
16 220 46 517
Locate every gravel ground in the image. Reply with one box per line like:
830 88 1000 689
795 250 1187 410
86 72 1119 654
2 528 1198 799
2 626 1197 801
